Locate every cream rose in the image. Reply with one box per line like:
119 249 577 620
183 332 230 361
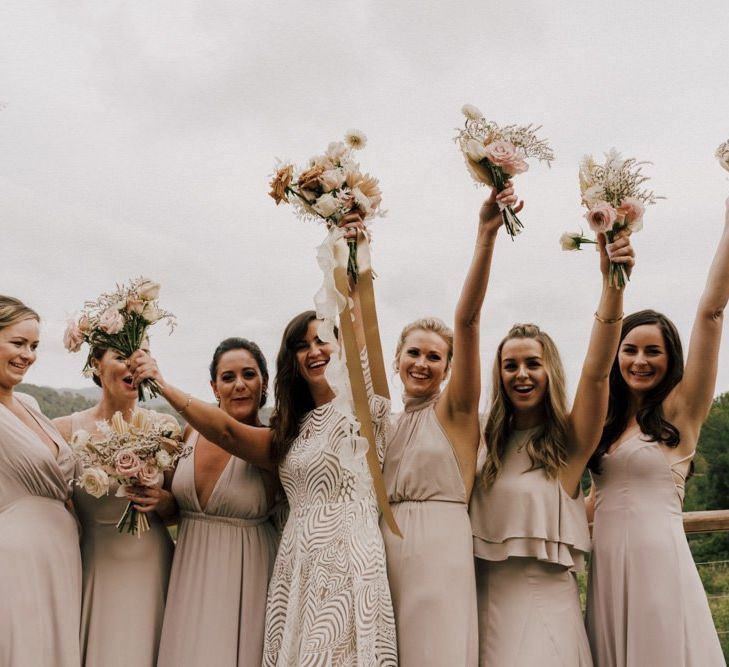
319 168 346 193
560 232 580 251
80 468 109 498
137 461 161 487
114 449 143 477
313 193 341 218
136 280 161 301
141 302 161 323
98 307 124 335
63 321 84 353
461 104 483 121
617 196 645 232
585 201 618 234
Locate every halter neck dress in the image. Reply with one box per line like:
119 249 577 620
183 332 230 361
586 429 724 666
381 392 477 666
0 393 82 666
470 428 593 666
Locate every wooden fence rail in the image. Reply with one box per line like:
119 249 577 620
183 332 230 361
684 510 729 534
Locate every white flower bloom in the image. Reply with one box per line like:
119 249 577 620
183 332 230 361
141 302 161 323
464 138 489 163
715 141 729 172
325 141 348 163
344 129 367 150
461 104 483 121
581 184 604 207
313 192 341 218
71 429 91 449
155 449 172 469
351 187 372 215
80 468 109 498
319 168 346 192
136 279 161 301
560 232 580 251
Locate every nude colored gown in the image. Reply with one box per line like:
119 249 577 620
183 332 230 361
157 430 279 667
586 430 725 666
71 412 174 667
0 393 82 667
381 393 477 666
470 428 593 666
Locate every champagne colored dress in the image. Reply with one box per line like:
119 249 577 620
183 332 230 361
263 396 397 666
71 412 174 667
381 393 477 666
0 393 82 667
157 431 279 667
586 430 725 666
470 428 593 666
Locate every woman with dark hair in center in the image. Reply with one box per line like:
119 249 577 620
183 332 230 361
585 198 729 666
156 337 280 667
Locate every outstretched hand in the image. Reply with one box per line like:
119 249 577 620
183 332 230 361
599 231 636 280
128 350 165 390
478 183 524 234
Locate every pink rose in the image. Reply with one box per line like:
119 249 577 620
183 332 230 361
483 140 519 167
617 196 645 232
63 321 84 352
137 461 161 487
584 201 618 234
98 307 124 335
78 316 91 333
501 157 529 176
114 449 143 478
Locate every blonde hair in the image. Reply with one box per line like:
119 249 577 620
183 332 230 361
394 317 454 370
481 323 569 488
0 295 39 332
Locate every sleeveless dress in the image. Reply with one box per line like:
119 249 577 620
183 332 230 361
381 393 477 666
469 428 593 666
585 430 725 666
157 430 279 667
0 393 82 667
263 396 397 666
71 411 174 667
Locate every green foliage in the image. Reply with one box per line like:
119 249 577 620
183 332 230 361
17 383 95 419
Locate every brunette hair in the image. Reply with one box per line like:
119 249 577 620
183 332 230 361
394 317 454 370
481 323 570 488
209 337 269 407
269 311 319 462
0 295 39 331
588 309 683 473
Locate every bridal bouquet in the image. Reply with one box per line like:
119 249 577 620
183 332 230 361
71 410 189 537
63 277 176 400
268 129 383 280
563 149 662 288
716 139 729 172
455 104 555 238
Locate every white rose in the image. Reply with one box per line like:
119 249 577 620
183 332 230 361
155 450 172 468
137 279 161 301
464 138 489 163
559 232 580 251
313 193 341 218
461 104 483 121
80 468 109 498
141 302 161 323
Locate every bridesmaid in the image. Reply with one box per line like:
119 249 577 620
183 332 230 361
54 343 176 667
469 233 635 665
0 296 81 666
585 198 729 665
157 337 279 667
381 184 521 666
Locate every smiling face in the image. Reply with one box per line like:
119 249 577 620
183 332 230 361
294 319 335 395
500 337 548 420
617 324 669 396
397 329 450 398
0 318 40 391
211 348 265 424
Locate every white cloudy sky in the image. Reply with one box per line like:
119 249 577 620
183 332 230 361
2 1 729 409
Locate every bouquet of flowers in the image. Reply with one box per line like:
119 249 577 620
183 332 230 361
71 410 189 537
268 129 383 280
455 103 555 238
63 277 176 400
562 149 662 289
716 139 729 173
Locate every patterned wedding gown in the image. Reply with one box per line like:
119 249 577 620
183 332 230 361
263 392 397 666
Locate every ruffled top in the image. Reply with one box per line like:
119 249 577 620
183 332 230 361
384 392 467 504
469 428 590 571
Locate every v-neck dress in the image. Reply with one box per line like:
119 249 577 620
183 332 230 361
71 410 174 667
157 430 279 667
0 392 82 666
586 430 725 666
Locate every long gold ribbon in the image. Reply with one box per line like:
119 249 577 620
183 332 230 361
332 233 401 537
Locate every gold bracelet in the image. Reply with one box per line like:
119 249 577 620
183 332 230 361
178 394 192 416
594 311 624 325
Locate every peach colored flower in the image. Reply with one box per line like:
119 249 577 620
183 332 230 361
483 140 519 167
63 321 85 352
584 201 618 234
98 307 124 335
269 164 294 204
501 157 529 176
298 165 325 192
356 174 382 210
114 449 143 477
617 196 645 232
136 280 161 301
78 316 91 333
137 461 161 486
125 298 145 314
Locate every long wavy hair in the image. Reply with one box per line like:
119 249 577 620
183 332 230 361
269 311 319 463
588 309 684 474
481 323 570 488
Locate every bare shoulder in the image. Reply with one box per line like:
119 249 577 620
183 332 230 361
53 407 95 440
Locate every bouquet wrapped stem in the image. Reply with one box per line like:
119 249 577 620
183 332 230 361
484 163 523 238
116 497 150 538
604 228 629 289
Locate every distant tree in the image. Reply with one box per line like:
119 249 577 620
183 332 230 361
17 383 95 419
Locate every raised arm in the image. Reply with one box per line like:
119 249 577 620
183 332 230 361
562 234 635 494
666 196 729 439
129 350 276 471
439 184 521 419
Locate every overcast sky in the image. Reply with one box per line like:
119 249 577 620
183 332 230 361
2 1 729 410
